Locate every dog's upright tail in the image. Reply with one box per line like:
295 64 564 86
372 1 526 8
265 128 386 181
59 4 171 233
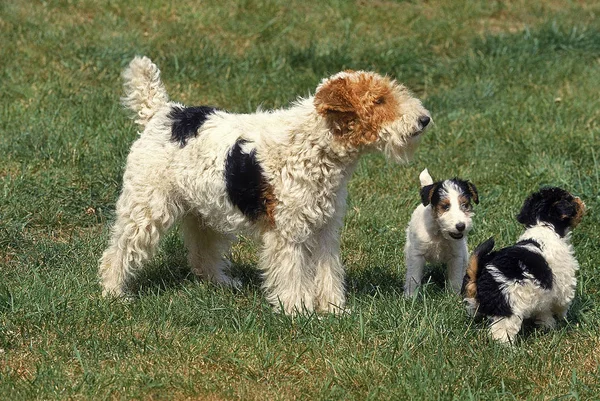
121 56 169 127
419 168 434 187
463 237 495 305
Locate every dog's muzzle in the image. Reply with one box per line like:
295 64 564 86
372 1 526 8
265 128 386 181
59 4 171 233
411 115 431 137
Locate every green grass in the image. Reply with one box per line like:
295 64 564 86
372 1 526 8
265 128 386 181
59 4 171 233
1 0 600 399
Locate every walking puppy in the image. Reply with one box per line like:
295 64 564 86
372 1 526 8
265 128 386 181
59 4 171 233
404 169 478 297
463 187 585 343
99 56 431 314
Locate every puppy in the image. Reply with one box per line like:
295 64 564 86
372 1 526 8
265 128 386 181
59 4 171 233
404 169 478 297
99 56 431 314
463 187 585 343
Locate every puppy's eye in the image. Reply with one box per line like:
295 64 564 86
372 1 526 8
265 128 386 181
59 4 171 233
461 203 471 211
442 204 450 211
374 97 385 105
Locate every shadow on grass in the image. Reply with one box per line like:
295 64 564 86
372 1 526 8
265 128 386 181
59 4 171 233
127 257 264 298
346 264 449 296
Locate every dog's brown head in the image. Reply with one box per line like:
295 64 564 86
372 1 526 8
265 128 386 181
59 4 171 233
314 71 431 162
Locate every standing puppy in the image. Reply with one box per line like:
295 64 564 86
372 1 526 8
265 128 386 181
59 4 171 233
404 169 478 297
99 57 431 315
463 187 585 344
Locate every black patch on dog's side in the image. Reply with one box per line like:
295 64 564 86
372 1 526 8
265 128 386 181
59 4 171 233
169 105 217 146
225 139 266 221
517 187 578 237
479 242 553 293
475 266 513 317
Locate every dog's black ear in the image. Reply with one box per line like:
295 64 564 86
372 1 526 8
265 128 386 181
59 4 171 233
517 192 541 226
467 181 479 204
420 184 436 206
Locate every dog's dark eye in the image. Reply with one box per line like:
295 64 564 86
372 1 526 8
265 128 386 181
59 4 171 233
442 204 450 211
461 202 471 211
374 97 385 105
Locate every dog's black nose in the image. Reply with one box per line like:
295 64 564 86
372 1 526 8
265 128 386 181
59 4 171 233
456 223 466 232
419 116 431 128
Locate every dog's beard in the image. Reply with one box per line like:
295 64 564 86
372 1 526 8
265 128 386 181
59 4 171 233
380 135 421 164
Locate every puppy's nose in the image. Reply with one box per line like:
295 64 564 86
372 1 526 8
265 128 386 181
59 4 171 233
419 116 431 128
456 223 466 232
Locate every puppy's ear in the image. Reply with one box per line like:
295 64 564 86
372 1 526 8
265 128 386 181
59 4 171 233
517 194 538 226
420 184 436 206
467 181 479 204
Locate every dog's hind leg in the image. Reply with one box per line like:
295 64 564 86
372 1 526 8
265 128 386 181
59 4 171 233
181 213 240 288
259 231 315 314
99 190 179 297
489 315 523 344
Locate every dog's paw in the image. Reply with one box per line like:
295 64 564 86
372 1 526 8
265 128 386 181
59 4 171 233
214 275 242 290
101 287 134 303
534 315 557 330
101 285 127 298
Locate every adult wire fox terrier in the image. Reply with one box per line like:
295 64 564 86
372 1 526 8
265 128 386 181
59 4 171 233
463 187 585 344
404 169 478 297
99 56 431 314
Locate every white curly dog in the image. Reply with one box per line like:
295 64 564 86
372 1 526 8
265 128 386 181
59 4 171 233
99 56 431 314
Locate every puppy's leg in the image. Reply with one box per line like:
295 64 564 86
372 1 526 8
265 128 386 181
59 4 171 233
313 214 346 314
552 303 571 321
99 191 178 297
260 230 315 315
534 312 557 330
182 213 239 288
489 315 522 344
404 251 426 297
446 247 468 294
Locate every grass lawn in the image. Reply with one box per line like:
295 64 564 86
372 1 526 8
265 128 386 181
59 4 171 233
1 0 599 399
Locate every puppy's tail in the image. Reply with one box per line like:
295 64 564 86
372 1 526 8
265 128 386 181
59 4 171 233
463 237 495 300
121 56 169 127
419 168 434 187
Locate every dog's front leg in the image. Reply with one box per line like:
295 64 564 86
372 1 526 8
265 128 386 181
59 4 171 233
259 230 315 315
404 252 426 297
446 248 468 294
313 215 346 314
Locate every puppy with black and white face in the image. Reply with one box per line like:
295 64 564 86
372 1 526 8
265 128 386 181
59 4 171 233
404 169 479 297
463 187 585 344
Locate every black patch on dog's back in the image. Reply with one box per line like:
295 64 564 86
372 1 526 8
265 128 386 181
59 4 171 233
474 239 553 317
495 246 553 289
475 242 553 318
225 139 266 221
169 105 217 146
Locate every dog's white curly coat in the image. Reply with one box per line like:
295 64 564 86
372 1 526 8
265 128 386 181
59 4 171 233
99 56 430 314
